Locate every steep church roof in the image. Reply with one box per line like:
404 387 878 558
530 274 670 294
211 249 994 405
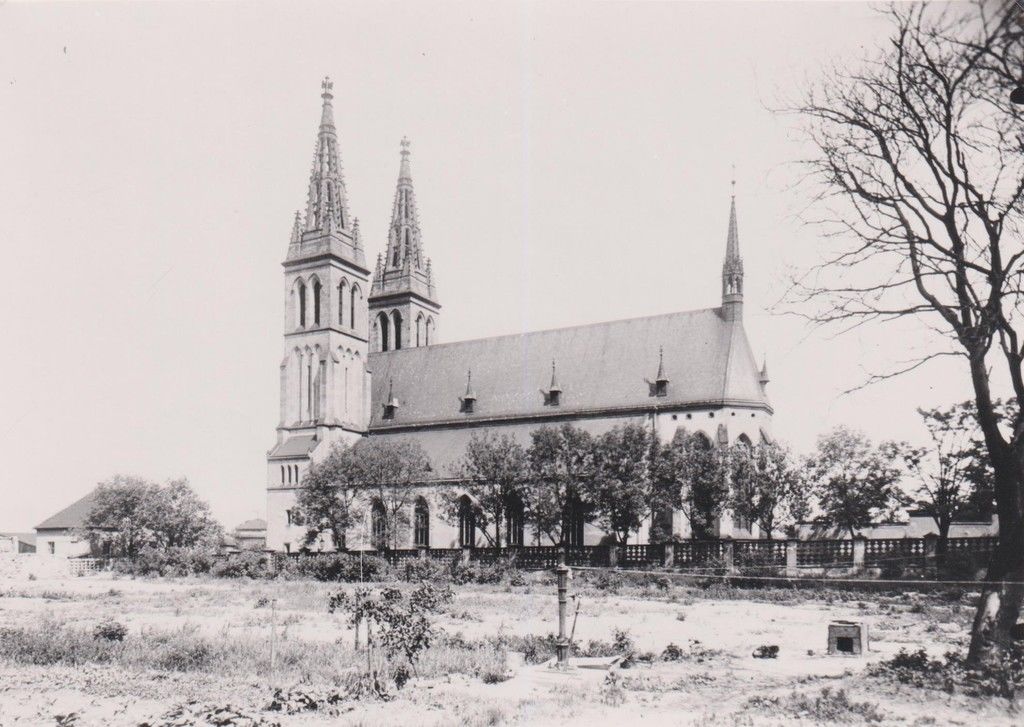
367 307 769 430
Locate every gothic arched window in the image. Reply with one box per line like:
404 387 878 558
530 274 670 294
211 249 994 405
505 493 525 547
371 498 387 550
350 284 360 330
298 282 307 328
414 497 430 548
562 494 586 547
392 311 403 350
377 312 390 352
280 466 285 484
338 280 347 325
415 314 423 347
425 317 434 346
312 279 322 326
458 495 476 548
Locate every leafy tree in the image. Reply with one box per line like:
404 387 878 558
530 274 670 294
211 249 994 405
82 475 221 557
525 424 597 545
787 0 1024 664
356 438 433 551
652 428 729 539
295 438 431 551
729 441 809 539
449 430 528 548
899 402 998 556
294 442 364 551
589 423 654 545
805 427 905 538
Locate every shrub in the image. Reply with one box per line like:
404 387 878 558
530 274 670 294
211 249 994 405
93 620 128 642
661 642 685 661
752 644 779 659
291 553 392 582
869 647 1024 699
115 546 216 577
746 688 885 723
210 551 273 579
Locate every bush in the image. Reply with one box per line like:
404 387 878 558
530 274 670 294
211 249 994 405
661 642 686 661
746 687 885 723
869 647 1024 699
93 620 127 642
291 553 392 582
210 551 273 579
115 546 216 577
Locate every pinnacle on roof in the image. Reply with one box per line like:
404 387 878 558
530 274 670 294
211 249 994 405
462 369 476 401
290 210 302 244
385 379 399 408
759 356 770 386
548 359 561 393
655 346 668 384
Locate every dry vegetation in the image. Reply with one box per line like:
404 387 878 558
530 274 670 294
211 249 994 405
0 570 1019 726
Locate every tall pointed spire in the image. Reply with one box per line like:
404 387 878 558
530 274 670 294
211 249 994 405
369 137 441 350
721 171 744 321
382 137 424 273
291 76 364 266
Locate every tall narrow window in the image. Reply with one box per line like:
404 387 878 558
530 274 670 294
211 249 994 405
392 311 403 350
280 466 285 484
371 499 387 550
313 280 322 325
298 283 307 327
306 361 312 419
505 493 525 547
350 285 359 329
458 495 476 548
425 317 433 346
338 281 346 325
562 495 585 547
378 312 390 352
414 497 430 548
416 315 423 347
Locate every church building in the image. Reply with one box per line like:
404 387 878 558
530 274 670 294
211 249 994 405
265 79 773 552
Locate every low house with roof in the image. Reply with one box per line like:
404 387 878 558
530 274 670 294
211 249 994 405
34 489 100 557
0 533 36 554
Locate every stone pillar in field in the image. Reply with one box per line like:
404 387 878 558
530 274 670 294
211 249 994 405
607 544 619 568
663 542 674 568
722 540 736 574
785 539 799 577
852 536 867 573
922 533 938 576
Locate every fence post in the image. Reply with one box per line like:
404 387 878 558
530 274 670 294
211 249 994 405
922 533 938 575
554 563 571 668
663 542 674 568
785 539 799 577
722 540 736 574
852 536 867 573
461 546 472 564
608 544 619 568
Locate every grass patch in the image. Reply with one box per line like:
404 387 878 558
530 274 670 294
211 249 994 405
745 687 886 723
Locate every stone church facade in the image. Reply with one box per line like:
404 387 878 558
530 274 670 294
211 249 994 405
265 79 773 552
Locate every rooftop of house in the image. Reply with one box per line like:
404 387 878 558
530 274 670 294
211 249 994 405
35 488 100 531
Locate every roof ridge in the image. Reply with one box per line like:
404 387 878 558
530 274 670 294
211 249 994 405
369 306 724 357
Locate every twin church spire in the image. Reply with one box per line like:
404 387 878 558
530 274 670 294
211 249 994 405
289 77 364 266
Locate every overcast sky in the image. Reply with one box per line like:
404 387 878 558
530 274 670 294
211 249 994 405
0 1 975 531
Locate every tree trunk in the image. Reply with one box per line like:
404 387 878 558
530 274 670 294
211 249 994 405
966 353 1024 666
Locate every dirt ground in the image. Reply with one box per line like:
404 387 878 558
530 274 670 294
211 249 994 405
0 572 1018 726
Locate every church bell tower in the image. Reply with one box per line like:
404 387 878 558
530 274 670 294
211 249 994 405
368 138 441 352
275 77 372 447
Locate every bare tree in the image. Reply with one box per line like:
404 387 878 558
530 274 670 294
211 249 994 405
787 0 1024 664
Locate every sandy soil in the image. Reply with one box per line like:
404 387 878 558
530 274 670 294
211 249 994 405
0 573 1017 726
